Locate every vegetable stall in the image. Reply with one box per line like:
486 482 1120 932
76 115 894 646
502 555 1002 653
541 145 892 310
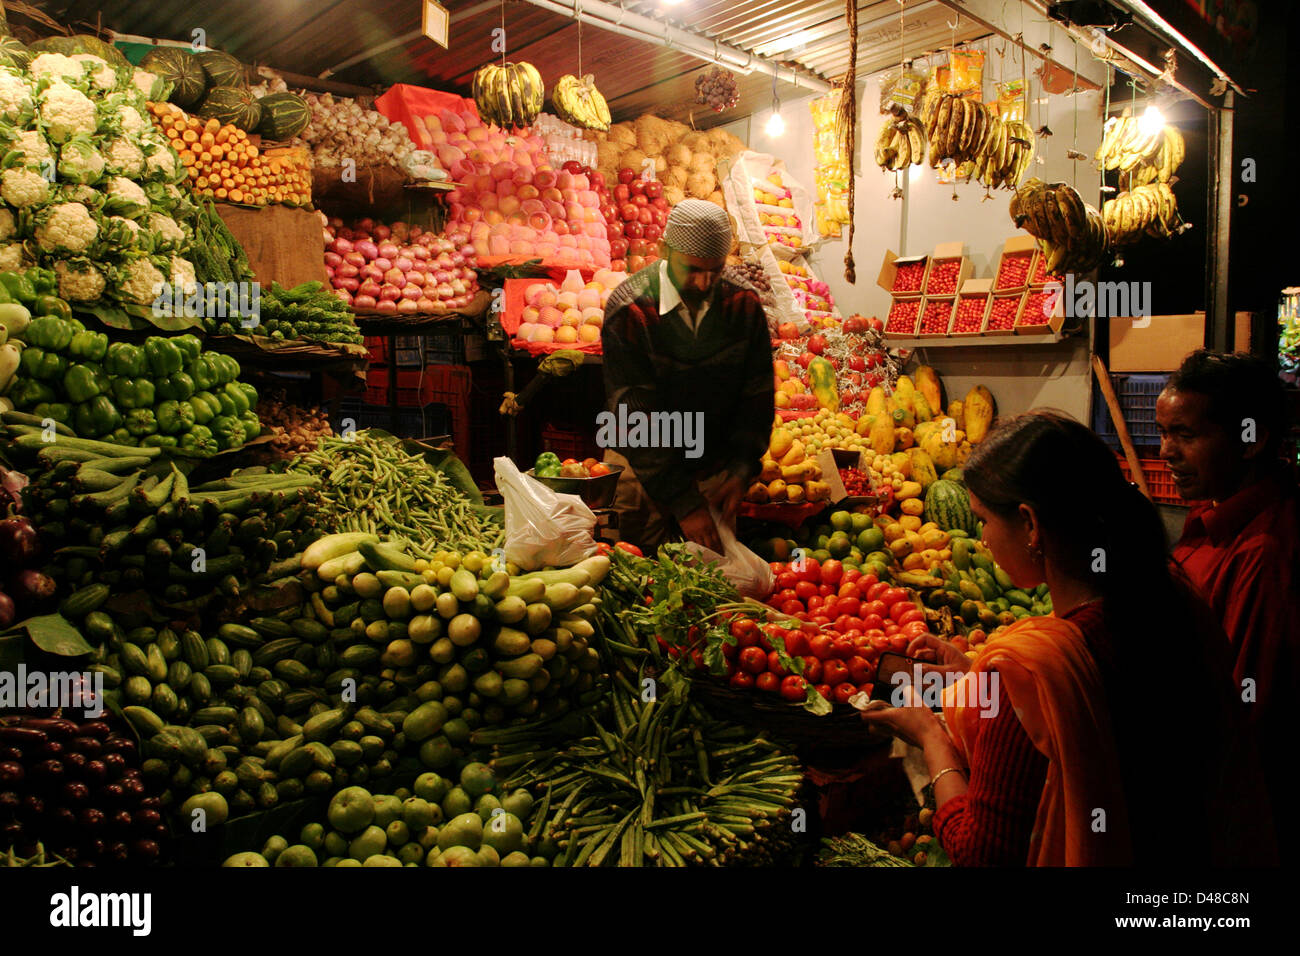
0 0 1281 878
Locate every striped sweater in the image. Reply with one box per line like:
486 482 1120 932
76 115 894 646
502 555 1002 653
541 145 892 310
600 264 774 521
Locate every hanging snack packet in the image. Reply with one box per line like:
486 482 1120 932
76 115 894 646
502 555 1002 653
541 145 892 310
949 47 986 98
995 79 1027 120
880 64 926 114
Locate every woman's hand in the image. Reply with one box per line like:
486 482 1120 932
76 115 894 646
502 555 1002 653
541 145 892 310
906 632 972 676
859 684 944 748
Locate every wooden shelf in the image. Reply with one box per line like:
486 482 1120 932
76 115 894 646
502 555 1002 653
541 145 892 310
887 331 1068 348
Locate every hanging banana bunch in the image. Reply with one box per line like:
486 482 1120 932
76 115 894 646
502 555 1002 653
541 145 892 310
1095 109 1182 175
471 61 545 130
1126 125 1185 186
551 73 611 131
874 110 927 172
920 91 992 167
1010 178 1109 276
969 112 1037 189
1102 182 1184 245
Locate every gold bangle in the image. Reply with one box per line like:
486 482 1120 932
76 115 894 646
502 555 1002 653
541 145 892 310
930 766 966 788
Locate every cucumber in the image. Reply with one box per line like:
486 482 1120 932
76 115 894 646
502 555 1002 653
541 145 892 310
181 631 209 670
252 638 302 668
119 643 150 677
505 577 546 603
249 617 294 639
123 675 152 704
302 708 347 743
204 664 241 686
449 569 479 603
1004 589 1033 609
541 583 582 613
291 618 329 644
156 629 181 662
206 637 231 667
123 705 166 737
82 611 115 645
493 596 527 625
193 705 239 725
59 583 110 618
239 707 266 743
151 682 179 716
189 673 212 705
232 649 253 678
359 539 419 573
219 623 263 647
302 532 379 571
274 659 313 685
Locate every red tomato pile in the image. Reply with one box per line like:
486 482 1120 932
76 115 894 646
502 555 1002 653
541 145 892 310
839 467 873 497
953 295 987 333
919 298 954 334
603 168 670 274
987 294 1021 330
995 251 1032 290
924 258 961 295
886 298 920 334
891 262 925 294
734 557 930 705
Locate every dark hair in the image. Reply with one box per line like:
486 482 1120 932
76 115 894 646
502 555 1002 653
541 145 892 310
1166 349 1288 458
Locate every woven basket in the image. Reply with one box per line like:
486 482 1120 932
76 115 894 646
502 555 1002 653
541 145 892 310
691 678 894 750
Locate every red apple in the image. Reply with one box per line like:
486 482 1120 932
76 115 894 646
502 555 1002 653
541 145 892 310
618 167 635 184
806 333 829 355
650 209 667 227
643 224 662 242
796 351 814 369
619 202 639 222
613 184 630 204
590 171 607 190
777 322 800 339
644 180 663 200
652 197 670 212
563 160 583 174
637 207 653 225
632 194 648 207
847 355 867 372
606 222 624 241
624 221 644 240
628 254 646 272
611 258 627 272
610 238 628 259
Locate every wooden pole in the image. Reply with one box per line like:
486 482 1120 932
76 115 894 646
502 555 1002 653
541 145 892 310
1092 354 1152 500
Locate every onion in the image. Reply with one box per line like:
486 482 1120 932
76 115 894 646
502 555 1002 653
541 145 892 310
324 251 342 268
416 297 437 311
336 263 359 278
435 283 454 299
324 265 335 279
358 278 381 297
373 257 392 273
356 217 375 233
343 251 366 267
378 242 399 260
450 278 467 294
401 285 423 300
450 252 465 267
353 294 378 309
460 244 476 259
378 284 402 302
433 269 452 284
396 298 419 314
335 276 360 292
373 225 391 240
383 268 405 286
409 245 429 261
354 240 379 260
328 216 344 229
361 264 385 281
330 237 354 255
334 289 352 305
375 299 398 314
394 257 413 273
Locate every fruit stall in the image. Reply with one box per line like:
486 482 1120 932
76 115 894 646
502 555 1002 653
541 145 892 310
0 0 1279 881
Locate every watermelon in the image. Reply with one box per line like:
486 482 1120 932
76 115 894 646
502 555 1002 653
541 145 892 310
196 50 246 89
28 34 129 67
255 92 310 140
197 86 261 132
140 47 206 108
923 479 977 536
0 35 29 71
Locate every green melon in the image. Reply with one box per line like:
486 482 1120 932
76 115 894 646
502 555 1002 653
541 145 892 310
923 478 977 536
197 86 262 132
941 468 964 483
140 47 206 108
0 35 29 71
28 34 129 68
196 50 246 89
256 91 310 140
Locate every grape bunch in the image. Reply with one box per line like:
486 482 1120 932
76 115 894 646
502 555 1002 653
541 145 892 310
730 260 771 293
695 68 739 112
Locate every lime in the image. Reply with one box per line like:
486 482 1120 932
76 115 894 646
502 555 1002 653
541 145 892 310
850 513 872 534
857 527 885 552
828 533 852 560
815 535 831 551
830 510 853 533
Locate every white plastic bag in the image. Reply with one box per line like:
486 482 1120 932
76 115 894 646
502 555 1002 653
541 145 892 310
682 505 775 599
494 456 598 571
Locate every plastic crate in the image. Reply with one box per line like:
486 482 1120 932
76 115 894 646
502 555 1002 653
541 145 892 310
1115 455 1181 505
338 399 452 441
541 423 599 463
422 365 471 461
365 368 425 407
394 347 422 368
1092 373 1169 452
364 335 386 364
424 325 465 365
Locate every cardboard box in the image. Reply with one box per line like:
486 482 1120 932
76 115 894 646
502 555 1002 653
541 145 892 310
877 250 929 295
985 290 1025 336
918 296 957 336
815 448 849 503
1108 312 1253 371
1018 286 1066 334
952 278 992 336
995 235 1038 292
885 295 922 336
923 246 974 296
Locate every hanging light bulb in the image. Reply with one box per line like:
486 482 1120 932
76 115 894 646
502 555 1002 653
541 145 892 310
1138 104 1165 136
765 70 784 137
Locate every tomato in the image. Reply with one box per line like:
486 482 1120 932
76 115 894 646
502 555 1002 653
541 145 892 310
756 672 781 694
888 635 910 652
589 463 612 477
796 558 822 583
809 634 836 660
816 684 832 700
776 571 799 591
780 599 804 617
832 614 855 635
882 587 910 607
780 675 808 702
859 573 879 588
729 671 755 690
794 580 819 602
823 659 850 685
819 560 843 585
783 630 809 657
870 635 891 651
837 581 860 599
858 682 875 698
767 651 789 678
896 607 926 627
730 617 756 641
847 656 875 684
739 646 768 675
689 649 706 671
758 631 773 652
861 613 885 631
802 657 823 683
806 595 824 614
833 637 856 660
884 623 900 636
819 597 838 619
902 620 930 640
843 568 863 585
866 581 891 602
720 639 738 660
772 588 798 607
612 539 640 555
890 600 918 624
811 615 832 627
853 635 874 653
834 596 862 618
817 583 834 598
832 682 858 704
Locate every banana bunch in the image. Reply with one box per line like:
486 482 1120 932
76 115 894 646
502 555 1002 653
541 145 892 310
920 92 991 167
1103 182 1183 244
471 61 545 130
1128 126 1185 187
1096 112 1176 175
874 112 928 171
972 115 1036 189
1011 178 1109 275
551 73 611 131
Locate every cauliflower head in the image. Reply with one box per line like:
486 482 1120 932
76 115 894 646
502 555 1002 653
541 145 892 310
69 54 118 91
0 241 29 273
169 254 197 289
117 105 146 136
116 255 166 304
35 202 98 254
57 135 105 184
1 167 52 207
143 144 179 182
0 69 34 122
14 129 54 167
55 258 108 302
39 80 97 143
146 212 186 250
29 53 83 84
104 137 145 178
104 175 148 218
0 208 14 241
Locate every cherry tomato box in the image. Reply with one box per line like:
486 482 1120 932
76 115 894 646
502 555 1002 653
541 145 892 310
917 295 956 336
1018 285 1066 335
885 295 922 336
985 290 1027 336
876 249 929 296
993 235 1039 292
952 278 992 336
920 242 973 297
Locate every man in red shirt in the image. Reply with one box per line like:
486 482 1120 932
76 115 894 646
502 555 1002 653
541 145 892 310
1155 349 1298 851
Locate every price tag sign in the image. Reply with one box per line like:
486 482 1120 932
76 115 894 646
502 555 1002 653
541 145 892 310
423 1 450 49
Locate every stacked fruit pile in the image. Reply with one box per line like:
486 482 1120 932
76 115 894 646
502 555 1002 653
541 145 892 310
953 293 988 333
746 426 830 505
995 250 1033 290
919 299 954 335
886 298 921 334
753 172 803 250
924 258 963 296
515 268 627 345
891 261 926 294
324 217 480 314
987 295 1021 331
602 168 668 273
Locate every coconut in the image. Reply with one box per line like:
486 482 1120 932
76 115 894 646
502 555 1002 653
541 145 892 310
686 171 716 199
620 148 647 175
663 185 686 206
596 140 622 171
665 143 692 168
664 166 689 190
633 114 673 156
689 152 716 175
607 123 636 147
707 190 726 208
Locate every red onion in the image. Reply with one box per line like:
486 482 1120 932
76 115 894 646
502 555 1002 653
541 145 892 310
335 276 360 292
356 217 375 233
383 268 405 286
394 257 413 273
353 294 378 310
343 251 366 267
401 285 423 301
333 289 351 305
331 237 354 255
337 227 354 241
378 284 401 302
435 283 454 299
450 252 465 267
433 269 452 284
373 225 391 240
358 278 381 298
416 297 437 311
328 216 344 229
361 264 385 281
409 225 423 239
396 298 419 314
460 244 476 258
409 246 429 261
373 257 392 273
324 251 342 268
450 278 467 295
408 260 429 275
378 242 399 260
355 240 379 260
375 299 398 314
336 262 359 278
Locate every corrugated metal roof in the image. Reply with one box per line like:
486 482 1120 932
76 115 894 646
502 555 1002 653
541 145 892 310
53 0 990 125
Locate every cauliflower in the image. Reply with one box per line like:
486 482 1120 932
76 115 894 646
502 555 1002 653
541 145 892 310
0 209 14 241
169 254 196 289
35 202 98 254
69 54 118 91
55 258 107 302
102 215 145 253
147 212 185 250
116 256 165 305
57 135 105 184
103 175 148 218
56 183 102 207
143 144 178 182
1 167 52 207
132 69 168 102
39 80 97 143
117 105 146 136
103 137 144 177
0 69 34 121
0 242 29 272
29 53 83 84
14 129 54 167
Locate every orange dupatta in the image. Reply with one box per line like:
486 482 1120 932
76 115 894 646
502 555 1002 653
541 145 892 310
941 615 1133 866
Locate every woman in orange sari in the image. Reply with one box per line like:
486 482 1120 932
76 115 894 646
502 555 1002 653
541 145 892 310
861 412 1270 866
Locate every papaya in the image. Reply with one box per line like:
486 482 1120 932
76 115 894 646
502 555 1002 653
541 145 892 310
908 448 939 489
769 426 794 460
889 452 913 479
913 420 937 445
866 386 887 417
912 391 934 423
808 357 839 412
963 385 995 444
894 426 915 450
855 414 875 437
779 440 805 467
868 416 895 456
948 399 964 424
892 375 915 412
914 365 943 413
922 430 959 469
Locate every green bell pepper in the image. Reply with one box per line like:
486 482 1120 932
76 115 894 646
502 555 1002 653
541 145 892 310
239 410 261 441
172 335 202 364
27 267 58 298
20 347 67 380
25 316 74 351
109 427 137 446
179 424 217 455
124 408 157 437
212 353 240 384
32 401 71 425
63 363 103 403
237 381 258 409
156 399 195 435
189 391 220 425
187 354 220 390
221 381 250 416
111 377 155 410
210 414 245 451
68 329 108 362
33 295 72 322
144 337 183 376
140 434 178 450
7 379 55 408
534 451 563 477
74 395 123 438
0 273 36 305
157 371 195 402
105 342 146 377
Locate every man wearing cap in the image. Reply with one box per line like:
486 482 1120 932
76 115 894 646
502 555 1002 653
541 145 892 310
600 199 774 553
